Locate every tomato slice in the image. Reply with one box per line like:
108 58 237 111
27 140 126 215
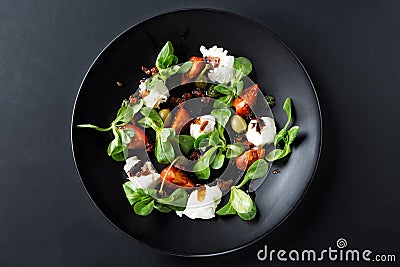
235 148 265 171
232 84 259 117
119 124 148 149
169 106 191 134
160 165 194 188
181 56 204 85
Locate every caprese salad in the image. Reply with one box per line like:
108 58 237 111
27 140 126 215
77 41 299 220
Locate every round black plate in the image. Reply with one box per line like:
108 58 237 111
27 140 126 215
71 9 321 256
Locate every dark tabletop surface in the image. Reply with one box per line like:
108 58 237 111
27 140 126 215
1 1 399 266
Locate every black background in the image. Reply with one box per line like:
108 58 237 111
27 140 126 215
1 1 399 266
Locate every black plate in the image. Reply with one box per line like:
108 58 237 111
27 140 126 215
71 9 321 256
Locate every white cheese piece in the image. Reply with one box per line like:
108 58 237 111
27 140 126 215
123 156 141 177
139 77 169 108
200 45 234 84
176 185 222 220
245 117 276 148
190 115 216 139
128 161 160 189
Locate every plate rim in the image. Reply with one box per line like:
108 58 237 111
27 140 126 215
70 7 322 257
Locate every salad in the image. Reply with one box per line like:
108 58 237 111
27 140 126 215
77 41 299 220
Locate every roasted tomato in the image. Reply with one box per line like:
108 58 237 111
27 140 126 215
169 106 191 133
160 165 194 188
181 56 204 85
235 148 265 171
119 124 148 149
232 84 259 117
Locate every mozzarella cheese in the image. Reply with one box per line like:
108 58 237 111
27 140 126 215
176 185 222 220
139 77 169 108
246 117 276 148
123 156 141 176
128 161 160 189
190 115 216 139
199 45 234 84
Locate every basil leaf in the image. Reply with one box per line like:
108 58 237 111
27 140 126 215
139 107 163 131
225 142 245 158
194 133 210 150
274 128 287 146
213 94 233 108
176 61 193 74
157 188 189 210
76 124 112 131
122 182 142 205
110 145 128 161
178 135 195 156
118 128 133 145
237 202 257 220
155 41 174 70
115 105 134 125
211 108 231 128
213 84 234 95
265 149 283 162
209 130 220 146
154 203 172 213
230 187 253 214
193 146 219 179
244 159 269 181
287 126 299 145
155 135 175 164
283 98 292 129
216 198 236 215
134 199 154 216
233 57 253 80
210 149 225 170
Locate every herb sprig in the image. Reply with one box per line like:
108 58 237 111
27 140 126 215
265 98 299 161
123 181 189 215
77 99 143 161
216 159 269 220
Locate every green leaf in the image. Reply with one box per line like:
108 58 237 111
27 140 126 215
157 188 189 210
213 84 234 95
210 149 225 169
155 134 175 164
156 41 174 70
274 128 287 146
225 142 245 158
178 135 195 156
154 203 172 213
216 198 236 215
193 146 220 179
287 126 299 145
237 159 268 188
211 108 231 128
76 124 112 131
122 182 142 205
238 202 257 220
265 149 284 162
230 187 253 214
118 128 133 145
110 145 128 161
176 61 193 74
115 105 134 125
233 57 253 81
194 133 210 150
213 94 233 108
283 98 292 129
134 199 154 216
107 137 120 156
139 107 163 131
233 80 244 96
209 130 220 146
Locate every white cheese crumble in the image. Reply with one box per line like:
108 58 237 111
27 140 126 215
190 115 216 139
246 117 276 149
199 45 234 84
176 185 222 220
128 161 160 189
123 156 141 176
139 77 169 108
